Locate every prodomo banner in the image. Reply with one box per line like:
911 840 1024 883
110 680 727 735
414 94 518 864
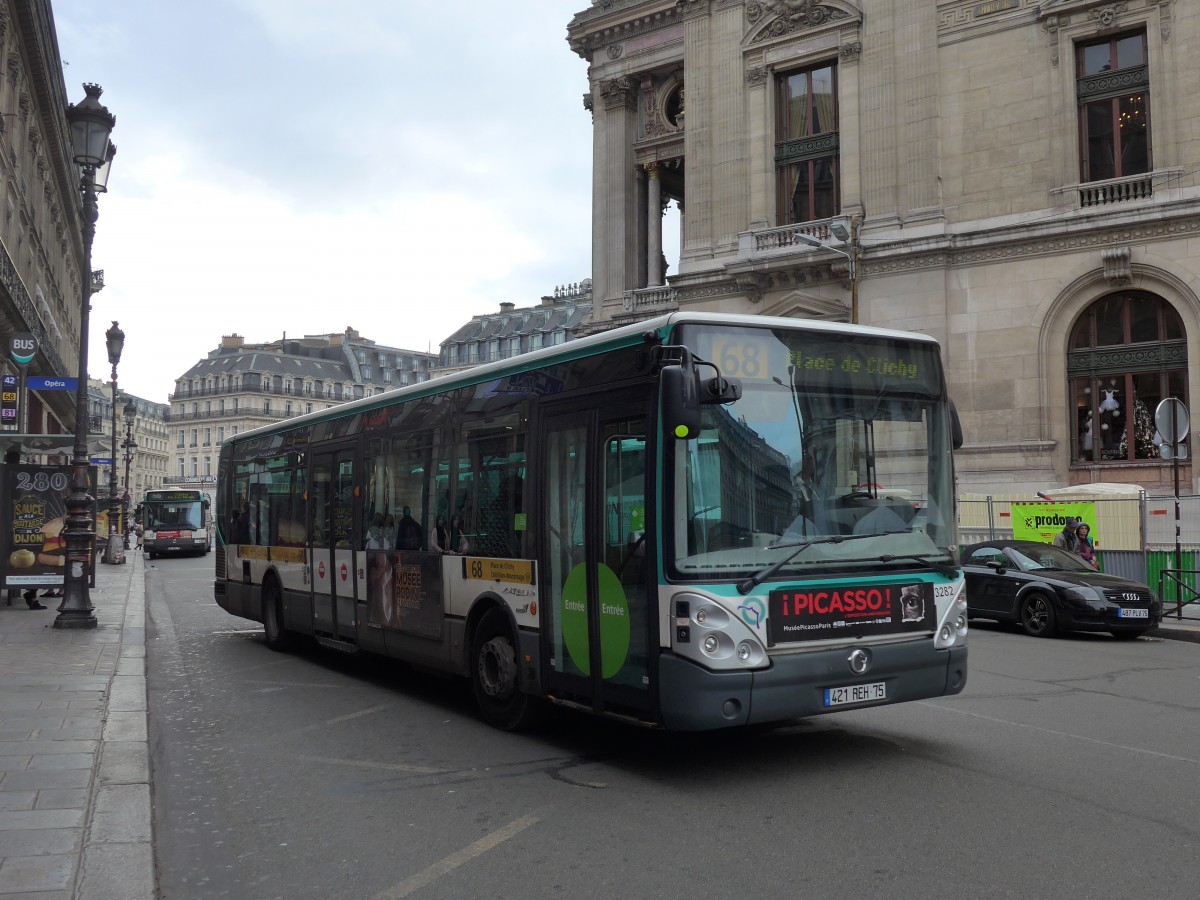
1011 501 1098 544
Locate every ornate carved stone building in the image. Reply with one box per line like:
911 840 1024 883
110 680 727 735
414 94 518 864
567 0 1197 494
0 1 90 440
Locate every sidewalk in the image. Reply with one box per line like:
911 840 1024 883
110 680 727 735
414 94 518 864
1149 602 1200 643
0 549 154 899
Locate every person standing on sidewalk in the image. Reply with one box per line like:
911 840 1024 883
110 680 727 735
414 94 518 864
1052 517 1078 552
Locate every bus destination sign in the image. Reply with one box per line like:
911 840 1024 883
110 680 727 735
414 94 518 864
767 581 935 645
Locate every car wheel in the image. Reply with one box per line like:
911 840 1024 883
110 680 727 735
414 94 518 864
1110 629 1147 640
470 607 541 731
1019 592 1057 637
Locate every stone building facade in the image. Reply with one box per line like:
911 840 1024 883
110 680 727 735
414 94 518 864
433 281 593 378
86 379 169 502
567 0 1198 495
168 329 437 484
0 1 91 439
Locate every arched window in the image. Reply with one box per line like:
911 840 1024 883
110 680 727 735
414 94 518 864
1069 291 1187 463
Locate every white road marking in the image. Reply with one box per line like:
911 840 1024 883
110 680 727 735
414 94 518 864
372 815 539 900
281 703 389 736
296 754 447 775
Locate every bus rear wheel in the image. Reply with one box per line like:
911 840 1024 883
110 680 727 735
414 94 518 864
471 608 539 731
263 581 290 652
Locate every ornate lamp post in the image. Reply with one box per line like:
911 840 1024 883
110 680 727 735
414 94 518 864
104 321 124 563
122 398 137 549
57 84 116 629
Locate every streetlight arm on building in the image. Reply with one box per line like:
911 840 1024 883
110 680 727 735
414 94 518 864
794 217 862 324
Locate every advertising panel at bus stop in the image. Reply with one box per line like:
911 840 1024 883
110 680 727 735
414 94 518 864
1 465 71 587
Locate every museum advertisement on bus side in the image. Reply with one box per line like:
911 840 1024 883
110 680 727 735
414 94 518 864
2 465 71 588
767 581 935 645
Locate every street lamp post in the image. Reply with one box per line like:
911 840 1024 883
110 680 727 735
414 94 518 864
57 83 116 629
122 398 137 549
796 214 862 324
104 321 124 563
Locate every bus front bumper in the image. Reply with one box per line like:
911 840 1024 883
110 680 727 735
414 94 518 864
657 640 968 731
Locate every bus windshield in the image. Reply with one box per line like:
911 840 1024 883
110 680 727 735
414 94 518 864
145 499 205 532
670 325 956 579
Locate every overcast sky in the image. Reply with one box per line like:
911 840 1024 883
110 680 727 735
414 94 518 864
51 0 596 404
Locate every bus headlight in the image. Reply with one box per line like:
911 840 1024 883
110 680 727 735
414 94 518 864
934 581 968 649
672 592 768 670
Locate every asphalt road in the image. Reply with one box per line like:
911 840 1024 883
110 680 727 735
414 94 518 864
146 554 1200 900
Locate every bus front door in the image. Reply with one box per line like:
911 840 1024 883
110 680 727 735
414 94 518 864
542 400 654 719
310 447 359 642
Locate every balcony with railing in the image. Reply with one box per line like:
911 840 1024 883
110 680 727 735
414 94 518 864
736 218 835 262
622 285 678 313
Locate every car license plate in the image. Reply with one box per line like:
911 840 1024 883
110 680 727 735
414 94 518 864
1118 607 1149 619
824 682 886 707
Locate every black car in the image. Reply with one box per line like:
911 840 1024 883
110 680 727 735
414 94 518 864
961 540 1162 639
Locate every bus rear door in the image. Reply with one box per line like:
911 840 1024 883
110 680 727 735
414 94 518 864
309 446 359 643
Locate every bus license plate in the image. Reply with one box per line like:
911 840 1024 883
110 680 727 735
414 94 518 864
1118 607 1148 619
824 682 886 707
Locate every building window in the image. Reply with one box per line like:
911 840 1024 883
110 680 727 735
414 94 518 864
1069 291 1187 463
178 459 184 477
775 62 839 224
191 457 198 477
177 430 184 449
1077 31 1150 183
191 429 198 447
203 427 211 445
217 426 224 442
264 399 271 414
285 400 292 416
306 403 312 414
204 457 212 477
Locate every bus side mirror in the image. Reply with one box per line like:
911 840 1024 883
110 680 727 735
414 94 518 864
662 359 701 440
950 399 964 451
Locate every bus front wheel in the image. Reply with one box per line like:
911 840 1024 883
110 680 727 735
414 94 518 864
471 608 538 731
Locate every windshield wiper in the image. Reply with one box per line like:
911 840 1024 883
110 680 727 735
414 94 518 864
737 536 846 595
736 531 926 595
874 553 959 579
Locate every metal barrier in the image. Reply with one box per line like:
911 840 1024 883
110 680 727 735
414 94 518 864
959 493 1200 595
1157 569 1200 620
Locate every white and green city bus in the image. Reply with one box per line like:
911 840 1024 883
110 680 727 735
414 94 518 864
142 488 213 558
213 312 967 730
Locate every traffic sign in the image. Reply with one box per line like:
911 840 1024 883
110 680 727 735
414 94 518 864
1155 398 1190 444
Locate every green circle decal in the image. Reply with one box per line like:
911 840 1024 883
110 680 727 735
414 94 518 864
560 563 631 679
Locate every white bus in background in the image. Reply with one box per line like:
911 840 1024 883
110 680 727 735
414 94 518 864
142 488 212 558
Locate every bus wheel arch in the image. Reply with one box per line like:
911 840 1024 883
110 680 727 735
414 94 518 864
468 601 540 731
262 570 290 651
